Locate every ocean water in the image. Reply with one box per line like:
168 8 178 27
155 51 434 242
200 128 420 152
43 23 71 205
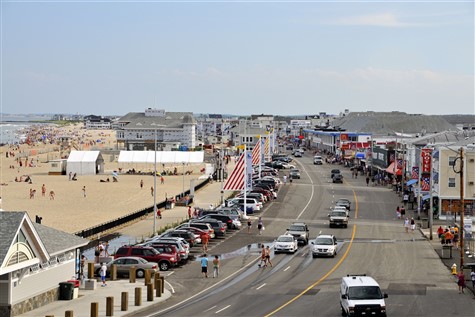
0 122 31 144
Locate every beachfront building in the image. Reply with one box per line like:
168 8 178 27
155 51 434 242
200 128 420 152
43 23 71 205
115 108 197 151
0 211 88 317
84 115 112 130
66 150 105 176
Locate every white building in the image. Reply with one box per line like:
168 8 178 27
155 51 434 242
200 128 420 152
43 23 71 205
116 109 197 150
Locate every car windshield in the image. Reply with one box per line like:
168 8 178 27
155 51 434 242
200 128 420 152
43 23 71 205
289 225 305 231
315 238 333 245
333 211 347 217
277 236 294 242
348 286 383 300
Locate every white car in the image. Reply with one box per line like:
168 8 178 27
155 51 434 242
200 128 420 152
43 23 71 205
274 234 299 254
311 234 338 258
281 162 296 169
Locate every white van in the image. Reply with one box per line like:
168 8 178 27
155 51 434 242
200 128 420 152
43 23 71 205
340 275 388 317
313 155 323 165
226 197 261 212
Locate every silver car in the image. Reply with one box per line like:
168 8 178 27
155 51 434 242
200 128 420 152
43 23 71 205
94 256 158 278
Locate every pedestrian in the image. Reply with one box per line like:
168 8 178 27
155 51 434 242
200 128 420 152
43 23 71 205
41 184 46 197
150 186 154 196
453 226 459 249
156 209 162 219
258 245 267 267
212 255 220 278
283 175 287 184
470 269 475 289
104 241 110 257
400 205 406 219
444 229 453 245
404 218 410 233
265 246 273 267
49 190 55 200
410 217 415 233
100 262 107 286
371 176 375 186
201 231 209 252
140 179 143 189
188 206 192 219
79 255 87 280
457 270 466 294
403 193 409 206
366 176 370 186
160 176 164 184
201 254 209 278
69 172 72 181
247 218 252 234
82 186 86 198
257 217 263 235
396 206 401 219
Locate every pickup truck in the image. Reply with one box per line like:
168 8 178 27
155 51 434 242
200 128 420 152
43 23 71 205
328 209 349 228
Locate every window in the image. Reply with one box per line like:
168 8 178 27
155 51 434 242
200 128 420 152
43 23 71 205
449 157 456 166
131 249 143 256
448 178 456 187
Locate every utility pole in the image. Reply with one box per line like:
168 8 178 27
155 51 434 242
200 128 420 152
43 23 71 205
459 147 464 269
429 150 433 240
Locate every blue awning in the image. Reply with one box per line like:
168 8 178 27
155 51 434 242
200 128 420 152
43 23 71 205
422 194 431 201
355 152 365 159
406 179 418 186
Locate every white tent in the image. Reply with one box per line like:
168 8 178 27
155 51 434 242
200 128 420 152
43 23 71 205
118 151 204 164
66 151 104 176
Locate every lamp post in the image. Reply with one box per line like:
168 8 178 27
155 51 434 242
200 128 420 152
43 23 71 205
153 130 157 236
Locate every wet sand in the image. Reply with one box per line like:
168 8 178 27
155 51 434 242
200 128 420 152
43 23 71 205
0 123 209 233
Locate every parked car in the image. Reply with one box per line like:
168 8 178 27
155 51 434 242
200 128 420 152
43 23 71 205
160 230 197 247
199 213 241 230
215 206 242 219
146 244 181 263
311 234 338 258
274 234 299 254
114 245 177 271
181 222 216 239
144 239 189 263
226 197 261 212
191 218 227 236
94 256 158 278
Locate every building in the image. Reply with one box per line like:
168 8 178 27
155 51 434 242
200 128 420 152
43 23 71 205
84 115 112 130
0 211 88 317
115 109 197 150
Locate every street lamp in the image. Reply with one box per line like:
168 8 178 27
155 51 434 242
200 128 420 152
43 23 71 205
153 129 157 236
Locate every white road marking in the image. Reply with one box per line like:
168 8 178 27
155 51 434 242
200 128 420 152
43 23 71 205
283 266 291 272
165 280 175 293
215 305 231 313
295 160 314 220
204 305 217 312
256 283 267 290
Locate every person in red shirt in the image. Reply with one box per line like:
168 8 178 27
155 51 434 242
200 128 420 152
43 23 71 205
201 232 209 252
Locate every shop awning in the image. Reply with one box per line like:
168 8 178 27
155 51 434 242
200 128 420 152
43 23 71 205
422 194 431 201
355 152 365 159
386 162 402 175
406 179 418 186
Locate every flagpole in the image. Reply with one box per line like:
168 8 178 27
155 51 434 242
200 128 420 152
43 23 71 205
258 136 262 178
243 144 248 219
417 148 422 220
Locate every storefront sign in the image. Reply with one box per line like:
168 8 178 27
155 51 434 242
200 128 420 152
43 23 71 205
421 149 432 173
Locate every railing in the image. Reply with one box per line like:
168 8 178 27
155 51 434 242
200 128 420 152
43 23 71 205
74 178 210 239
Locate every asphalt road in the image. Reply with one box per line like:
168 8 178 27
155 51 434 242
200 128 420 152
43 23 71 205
136 152 475 317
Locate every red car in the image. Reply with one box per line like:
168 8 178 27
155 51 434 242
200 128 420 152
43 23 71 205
114 245 177 271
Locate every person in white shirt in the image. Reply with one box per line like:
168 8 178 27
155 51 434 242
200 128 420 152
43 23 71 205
100 262 107 286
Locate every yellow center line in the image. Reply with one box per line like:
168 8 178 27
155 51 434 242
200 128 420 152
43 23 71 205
264 189 359 317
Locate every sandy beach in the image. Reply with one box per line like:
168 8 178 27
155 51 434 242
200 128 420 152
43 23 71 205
0 123 213 234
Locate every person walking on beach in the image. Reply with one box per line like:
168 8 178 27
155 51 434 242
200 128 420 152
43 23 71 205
258 245 267 267
212 255 220 278
188 206 192 219
49 190 55 200
150 186 154 196
140 179 143 189
41 184 46 197
100 262 107 286
69 172 72 181
82 186 86 198
160 176 165 184
201 254 209 278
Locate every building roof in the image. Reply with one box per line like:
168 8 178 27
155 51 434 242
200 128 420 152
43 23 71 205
411 130 475 147
67 150 102 163
33 223 89 255
332 112 456 134
0 212 25 266
118 111 196 129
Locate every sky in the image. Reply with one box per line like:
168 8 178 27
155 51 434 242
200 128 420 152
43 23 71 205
1 0 474 116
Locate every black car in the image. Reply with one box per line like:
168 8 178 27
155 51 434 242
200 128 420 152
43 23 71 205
331 169 341 179
199 213 235 229
333 174 343 183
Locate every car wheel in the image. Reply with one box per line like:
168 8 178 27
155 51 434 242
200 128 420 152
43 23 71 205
341 305 347 316
136 269 145 278
344 224 348 228
312 254 317 258
159 261 170 271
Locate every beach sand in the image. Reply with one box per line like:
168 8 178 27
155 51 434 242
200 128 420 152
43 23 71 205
0 123 212 234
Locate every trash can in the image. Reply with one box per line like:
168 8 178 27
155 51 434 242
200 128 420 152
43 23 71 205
421 218 429 229
59 282 75 300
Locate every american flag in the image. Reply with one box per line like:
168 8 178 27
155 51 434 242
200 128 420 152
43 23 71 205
412 167 419 179
421 175 430 191
396 159 403 169
223 153 244 191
